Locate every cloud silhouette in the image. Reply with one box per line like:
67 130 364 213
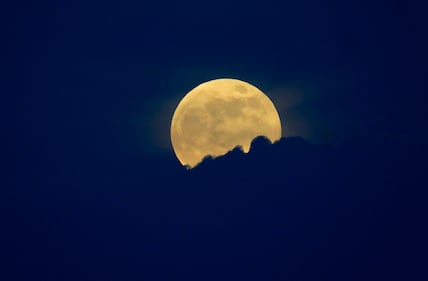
178 136 427 280
16 135 427 281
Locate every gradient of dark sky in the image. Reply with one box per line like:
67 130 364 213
16 0 427 163
13 1 428 280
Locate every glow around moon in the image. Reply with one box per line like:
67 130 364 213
170 78 282 167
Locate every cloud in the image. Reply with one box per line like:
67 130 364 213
17 134 426 281
183 136 426 280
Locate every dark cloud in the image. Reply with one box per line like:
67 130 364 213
16 134 427 280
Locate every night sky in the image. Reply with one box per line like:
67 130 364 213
15 1 427 280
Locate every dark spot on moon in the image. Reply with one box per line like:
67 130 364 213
235 85 247 93
204 98 244 118
247 96 260 108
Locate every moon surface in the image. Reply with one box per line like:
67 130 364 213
170 78 282 168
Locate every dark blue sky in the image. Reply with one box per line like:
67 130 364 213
14 1 428 280
17 0 427 159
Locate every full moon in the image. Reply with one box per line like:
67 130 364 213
170 78 282 168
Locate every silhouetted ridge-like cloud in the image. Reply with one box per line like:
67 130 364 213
16 134 427 281
191 136 315 172
249 135 272 152
178 136 426 280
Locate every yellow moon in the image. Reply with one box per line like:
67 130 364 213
170 78 282 167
